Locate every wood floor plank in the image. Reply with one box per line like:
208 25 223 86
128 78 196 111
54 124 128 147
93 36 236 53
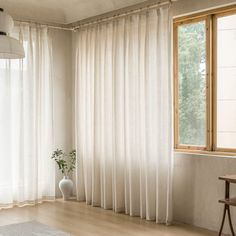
0 200 217 236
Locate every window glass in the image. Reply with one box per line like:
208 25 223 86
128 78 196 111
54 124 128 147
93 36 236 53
217 14 236 149
178 21 207 146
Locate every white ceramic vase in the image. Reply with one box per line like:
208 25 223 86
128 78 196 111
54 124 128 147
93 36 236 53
59 176 73 201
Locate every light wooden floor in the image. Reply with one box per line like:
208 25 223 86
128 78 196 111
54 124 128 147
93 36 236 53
0 200 217 236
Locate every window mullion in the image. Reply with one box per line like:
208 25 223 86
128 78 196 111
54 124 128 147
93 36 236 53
206 15 213 151
212 14 218 152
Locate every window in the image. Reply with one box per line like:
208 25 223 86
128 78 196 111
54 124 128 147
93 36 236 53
174 6 236 153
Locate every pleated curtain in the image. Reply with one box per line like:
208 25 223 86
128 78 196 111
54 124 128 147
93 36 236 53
75 5 173 223
0 25 55 208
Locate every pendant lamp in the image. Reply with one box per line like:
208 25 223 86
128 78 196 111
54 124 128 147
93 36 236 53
0 8 25 59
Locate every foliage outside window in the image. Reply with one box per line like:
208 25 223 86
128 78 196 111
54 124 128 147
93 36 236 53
178 21 206 147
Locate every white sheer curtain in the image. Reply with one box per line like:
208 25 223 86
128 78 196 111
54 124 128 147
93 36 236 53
0 25 55 208
75 5 173 223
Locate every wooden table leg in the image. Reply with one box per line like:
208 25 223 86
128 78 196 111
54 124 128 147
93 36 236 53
227 205 235 236
218 205 227 236
219 181 235 236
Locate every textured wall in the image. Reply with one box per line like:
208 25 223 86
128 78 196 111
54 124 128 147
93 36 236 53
174 154 236 234
173 0 236 17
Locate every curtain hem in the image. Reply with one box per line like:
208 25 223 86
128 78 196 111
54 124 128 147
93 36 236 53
0 196 55 210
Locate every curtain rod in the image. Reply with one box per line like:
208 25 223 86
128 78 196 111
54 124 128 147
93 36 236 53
14 0 176 32
73 0 175 30
14 20 72 31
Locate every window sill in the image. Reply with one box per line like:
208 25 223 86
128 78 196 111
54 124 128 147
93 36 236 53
174 149 236 158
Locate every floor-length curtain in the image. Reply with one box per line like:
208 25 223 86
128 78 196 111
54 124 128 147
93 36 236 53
0 24 55 208
75 5 173 224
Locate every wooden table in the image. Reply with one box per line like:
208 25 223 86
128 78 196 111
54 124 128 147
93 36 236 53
219 175 236 236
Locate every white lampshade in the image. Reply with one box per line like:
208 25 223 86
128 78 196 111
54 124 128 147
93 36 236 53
0 35 25 59
0 10 14 33
0 8 25 59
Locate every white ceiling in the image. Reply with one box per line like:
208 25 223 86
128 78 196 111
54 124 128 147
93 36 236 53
1 0 148 24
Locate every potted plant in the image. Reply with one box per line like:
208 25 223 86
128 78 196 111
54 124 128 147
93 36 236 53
51 149 76 200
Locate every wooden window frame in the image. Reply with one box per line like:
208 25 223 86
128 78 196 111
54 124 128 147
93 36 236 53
174 4 236 155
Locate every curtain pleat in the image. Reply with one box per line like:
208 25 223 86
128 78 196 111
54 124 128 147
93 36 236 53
75 6 173 224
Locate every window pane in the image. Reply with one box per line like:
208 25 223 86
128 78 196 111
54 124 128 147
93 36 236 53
217 14 236 149
178 21 207 146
